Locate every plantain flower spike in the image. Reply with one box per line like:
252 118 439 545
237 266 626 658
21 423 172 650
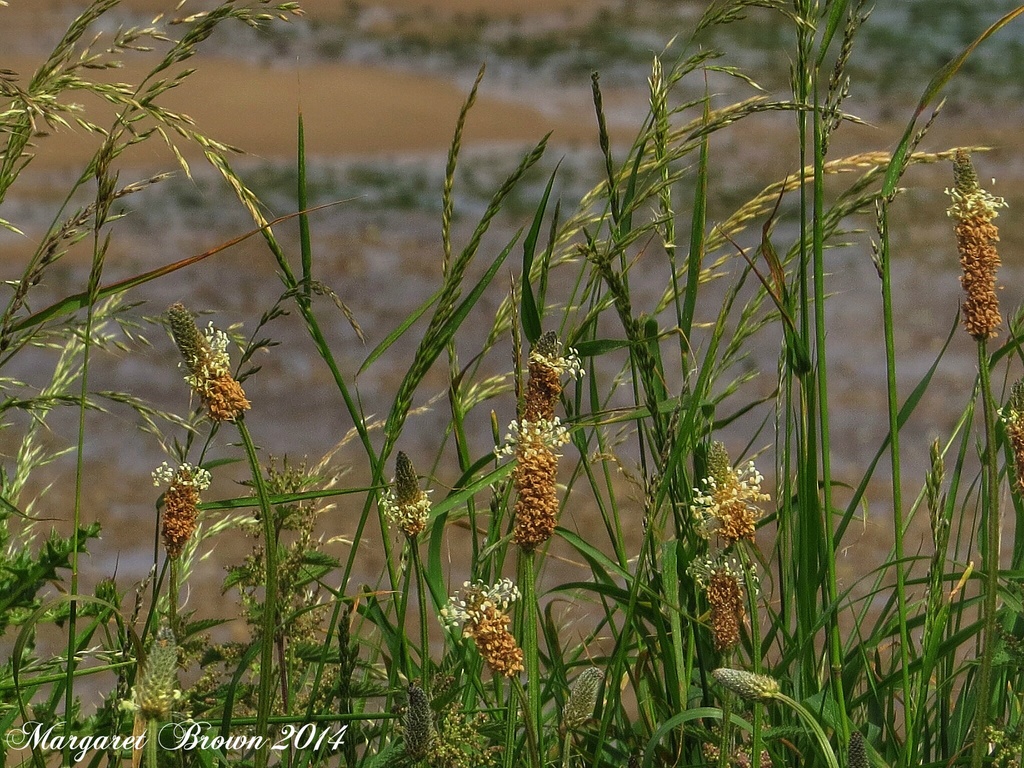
167 303 251 422
561 666 604 732
848 732 868 768
128 622 179 721
689 554 757 652
152 461 211 559
403 683 434 760
946 149 1007 340
501 332 582 551
691 442 769 546
380 451 431 538
440 579 524 678
712 667 780 704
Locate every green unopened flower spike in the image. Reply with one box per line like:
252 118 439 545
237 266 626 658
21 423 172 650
712 667 780 703
714 669 842 768
848 732 868 768
403 683 434 760
561 666 604 732
134 622 179 721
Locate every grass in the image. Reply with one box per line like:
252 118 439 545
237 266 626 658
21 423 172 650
1 1 1024 768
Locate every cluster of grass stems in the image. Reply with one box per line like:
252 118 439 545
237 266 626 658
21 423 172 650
1 1 1023 767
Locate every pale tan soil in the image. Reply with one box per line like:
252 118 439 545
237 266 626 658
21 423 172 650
2 52 611 172
1 0 640 174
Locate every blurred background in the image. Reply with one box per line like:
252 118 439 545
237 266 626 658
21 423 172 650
1 0 1023 631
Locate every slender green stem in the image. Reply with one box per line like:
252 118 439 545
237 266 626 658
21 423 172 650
395 541 415 681
971 339 1001 768
878 201 913 765
811 62 849 756
560 729 572 768
146 718 159 768
519 551 543 759
169 558 180 628
237 418 279 768
511 676 542 768
409 541 432 686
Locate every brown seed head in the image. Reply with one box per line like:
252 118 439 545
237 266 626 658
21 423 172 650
464 605 525 678
512 444 559 550
162 483 200 560
201 373 251 422
707 569 745 651
947 151 1007 340
1005 380 1024 497
153 462 210 559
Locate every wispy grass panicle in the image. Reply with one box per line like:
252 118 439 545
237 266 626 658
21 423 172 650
947 150 1007 340
167 302 251 421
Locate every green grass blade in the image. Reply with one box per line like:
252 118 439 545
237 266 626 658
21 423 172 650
521 163 561 344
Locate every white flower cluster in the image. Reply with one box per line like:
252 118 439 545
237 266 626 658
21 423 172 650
379 487 431 532
687 554 759 594
182 322 232 390
530 346 584 379
151 461 212 491
690 461 767 538
945 185 1007 221
440 578 520 631
202 323 232 373
497 417 570 457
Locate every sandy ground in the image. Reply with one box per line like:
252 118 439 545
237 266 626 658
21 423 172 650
0 0 637 173
2 52 611 172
